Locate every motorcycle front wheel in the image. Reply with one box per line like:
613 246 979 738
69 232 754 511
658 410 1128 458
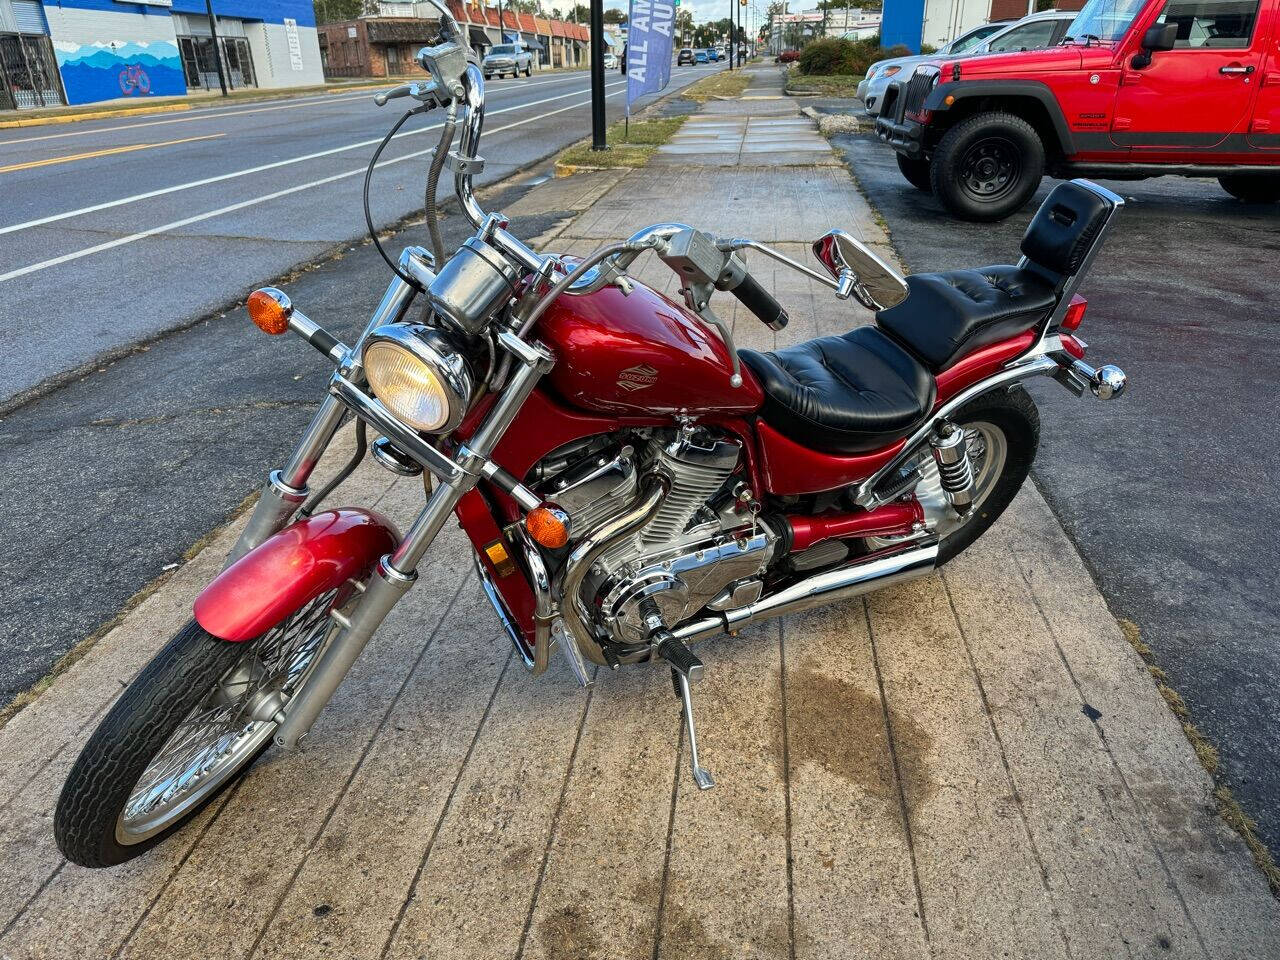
55 587 345 868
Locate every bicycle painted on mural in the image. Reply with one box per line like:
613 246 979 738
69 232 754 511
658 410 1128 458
118 63 151 96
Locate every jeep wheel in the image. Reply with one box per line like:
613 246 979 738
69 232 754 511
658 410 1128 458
896 153 933 193
1218 174 1280 204
930 112 1045 222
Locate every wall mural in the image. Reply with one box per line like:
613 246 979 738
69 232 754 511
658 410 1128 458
53 40 186 104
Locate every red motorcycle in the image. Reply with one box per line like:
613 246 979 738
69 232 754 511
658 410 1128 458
56 15 1127 867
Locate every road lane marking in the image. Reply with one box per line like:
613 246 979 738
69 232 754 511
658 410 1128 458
0 134 225 174
0 73 591 147
0 84 643 284
0 67 698 238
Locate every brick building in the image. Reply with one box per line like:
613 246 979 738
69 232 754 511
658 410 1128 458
318 0 590 79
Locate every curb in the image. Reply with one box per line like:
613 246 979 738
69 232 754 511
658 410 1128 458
0 102 191 128
0 80 415 130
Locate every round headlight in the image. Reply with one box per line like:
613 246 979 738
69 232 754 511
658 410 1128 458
362 325 474 434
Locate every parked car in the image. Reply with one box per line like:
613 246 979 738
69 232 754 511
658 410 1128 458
875 0 1280 220
694 49 709 64
603 51 619 70
775 49 799 63
678 47 695 65
857 11 1073 116
482 43 534 79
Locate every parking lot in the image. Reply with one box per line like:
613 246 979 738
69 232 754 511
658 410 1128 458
834 128 1280 852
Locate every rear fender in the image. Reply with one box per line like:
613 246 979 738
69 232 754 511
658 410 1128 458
194 509 399 642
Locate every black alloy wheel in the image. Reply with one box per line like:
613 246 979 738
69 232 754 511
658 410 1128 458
930 112 1045 222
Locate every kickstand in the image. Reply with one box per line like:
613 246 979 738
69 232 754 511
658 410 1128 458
672 668 715 790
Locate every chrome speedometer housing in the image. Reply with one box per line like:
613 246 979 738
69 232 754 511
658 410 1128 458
362 324 475 434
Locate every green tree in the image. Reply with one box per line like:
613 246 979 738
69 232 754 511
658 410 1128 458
313 0 362 24
675 8 694 44
603 7 628 23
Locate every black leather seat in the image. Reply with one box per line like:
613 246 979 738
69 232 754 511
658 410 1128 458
741 326 935 455
876 266 1057 372
740 182 1113 454
876 181 1112 373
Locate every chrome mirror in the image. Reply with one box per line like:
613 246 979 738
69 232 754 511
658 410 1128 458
812 230 909 311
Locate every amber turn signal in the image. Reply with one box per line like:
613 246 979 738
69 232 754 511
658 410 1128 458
525 505 570 549
247 288 292 335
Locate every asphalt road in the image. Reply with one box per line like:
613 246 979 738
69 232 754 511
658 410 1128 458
0 65 720 705
0 63 717 408
832 130 1280 849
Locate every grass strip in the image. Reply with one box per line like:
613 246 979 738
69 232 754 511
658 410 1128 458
786 66 865 97
556 115 687 169
681 70 752 102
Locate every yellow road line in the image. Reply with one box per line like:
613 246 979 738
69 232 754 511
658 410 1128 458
0 133 224 174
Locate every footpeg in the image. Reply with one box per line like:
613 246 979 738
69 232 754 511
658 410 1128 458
656 635 704 682
673 669 715 790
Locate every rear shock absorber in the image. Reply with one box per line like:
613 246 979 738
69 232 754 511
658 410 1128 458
930 422 976 514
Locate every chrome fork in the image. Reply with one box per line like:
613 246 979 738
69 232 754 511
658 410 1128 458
268 328 553 750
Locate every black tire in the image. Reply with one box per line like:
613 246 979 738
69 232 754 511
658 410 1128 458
55 621 250 868
1218 173 1280 204
935 386 1040 566
524 63 532 77
896 152 933 193
930 112 1045 222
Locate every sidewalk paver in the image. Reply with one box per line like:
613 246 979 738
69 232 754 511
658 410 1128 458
1 65 1277 960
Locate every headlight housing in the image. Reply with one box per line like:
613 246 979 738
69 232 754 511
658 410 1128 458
362 325 474 434
881 65 901 79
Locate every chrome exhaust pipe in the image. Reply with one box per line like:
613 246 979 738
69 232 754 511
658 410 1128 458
671 538 939 645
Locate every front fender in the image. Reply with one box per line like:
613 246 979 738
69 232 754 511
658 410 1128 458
194 509 399 642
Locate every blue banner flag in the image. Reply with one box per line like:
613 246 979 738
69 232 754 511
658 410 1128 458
626 0 675 113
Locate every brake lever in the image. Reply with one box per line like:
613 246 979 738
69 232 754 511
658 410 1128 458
374 80 442 107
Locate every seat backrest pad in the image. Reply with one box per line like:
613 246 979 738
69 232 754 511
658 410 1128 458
1019 181 1113 280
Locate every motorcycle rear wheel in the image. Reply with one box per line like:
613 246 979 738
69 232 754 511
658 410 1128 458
933 386 1040 565
55 588 343 868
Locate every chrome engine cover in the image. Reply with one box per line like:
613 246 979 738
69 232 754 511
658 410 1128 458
593 524 774 644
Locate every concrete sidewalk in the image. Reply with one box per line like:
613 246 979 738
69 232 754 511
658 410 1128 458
1 66 1277 960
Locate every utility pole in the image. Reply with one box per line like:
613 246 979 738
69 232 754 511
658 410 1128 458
204 0 229 96
589 0 607 149
728 0 734 67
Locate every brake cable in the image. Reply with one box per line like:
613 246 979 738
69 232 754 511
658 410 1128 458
363 107 428 292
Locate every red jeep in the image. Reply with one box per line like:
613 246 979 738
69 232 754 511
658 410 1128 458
875 0 1280 220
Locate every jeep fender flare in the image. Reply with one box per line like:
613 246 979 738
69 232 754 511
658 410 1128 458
923 81 1076 156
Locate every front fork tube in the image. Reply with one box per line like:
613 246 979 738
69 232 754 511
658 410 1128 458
273 331 554 749
227 270 420 566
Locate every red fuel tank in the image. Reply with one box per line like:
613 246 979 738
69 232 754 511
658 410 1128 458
533 278 764 416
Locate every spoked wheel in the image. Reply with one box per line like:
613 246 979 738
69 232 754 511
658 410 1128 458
56 587 350 868
869 387 1039 565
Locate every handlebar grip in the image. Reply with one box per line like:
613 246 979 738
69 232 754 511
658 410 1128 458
729 273 789 331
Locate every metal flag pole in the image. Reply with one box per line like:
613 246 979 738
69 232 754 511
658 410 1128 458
589 0 607 149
